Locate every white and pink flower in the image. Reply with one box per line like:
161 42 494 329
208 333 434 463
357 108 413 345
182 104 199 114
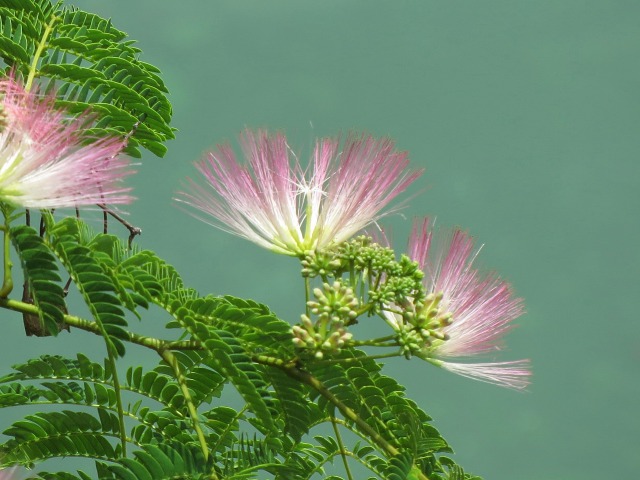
176 129 421 256
0 467 18 479
0 75 133 209
384 218 531 389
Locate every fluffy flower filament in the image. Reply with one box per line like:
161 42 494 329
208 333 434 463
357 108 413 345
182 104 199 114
385 218 531 389
0 75 134 210
177 129 421 256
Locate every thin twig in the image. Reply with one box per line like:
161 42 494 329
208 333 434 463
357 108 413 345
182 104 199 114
39 214 46 236
98 204 142 248
96 113 146 245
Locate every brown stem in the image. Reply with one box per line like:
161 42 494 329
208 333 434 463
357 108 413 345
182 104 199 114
98 204 142 248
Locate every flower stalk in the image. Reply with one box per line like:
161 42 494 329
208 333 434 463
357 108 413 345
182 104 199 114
25 15 59 92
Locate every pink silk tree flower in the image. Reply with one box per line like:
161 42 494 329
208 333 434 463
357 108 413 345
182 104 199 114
0 76 134 209
177 129 421 256
0 468 18 479
384 218 530 389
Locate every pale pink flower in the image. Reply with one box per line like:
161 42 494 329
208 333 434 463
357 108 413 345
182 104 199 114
177 129 421 256
384 218 530 389
0 467 18 479
0 75 133 209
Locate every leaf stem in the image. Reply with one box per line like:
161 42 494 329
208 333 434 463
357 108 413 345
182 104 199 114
348 335 398 347
105 345 128 457
159 348 211 464
0 221 13 298
311 351 401 366
25 15 59 92
98 204 142 248
304 276 311 317
0 297 185 351
331 416 354 480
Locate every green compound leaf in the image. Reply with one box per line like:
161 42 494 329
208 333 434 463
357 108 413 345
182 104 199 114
1 410 117 466
119 249 189 307
306 348 452 475
34 472 95 480
85 234 152 317
171 295 295 368
63 221 164 317
0 0 174 158
440 457 484 480
160 294 297 438
96 443 214 480
153 350 226 408
45 217 130 356
10 224 68 336
0 354 110 385
0 354 210 470
264 366 311 443
385 451 415 480
124 365 191 415
195 326 279 435
203 405 242 454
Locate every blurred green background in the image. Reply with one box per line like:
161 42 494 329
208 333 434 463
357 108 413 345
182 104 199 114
3 1 639 478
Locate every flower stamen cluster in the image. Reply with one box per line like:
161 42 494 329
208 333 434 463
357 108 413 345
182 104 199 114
413 292 453 339
176 130 421 256
384 292 452 358
0 75 134 209
384 218 531 389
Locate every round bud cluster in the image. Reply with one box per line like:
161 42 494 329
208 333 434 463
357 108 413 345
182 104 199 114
369 275 423 309
300 250 343 278
335 235 372 264
354 241 396 272
367 255 426 314
414 292 452 334
307 281 359 324
291 316 352 359
291 281 358 359
333 237 425 309
394 322 426 359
